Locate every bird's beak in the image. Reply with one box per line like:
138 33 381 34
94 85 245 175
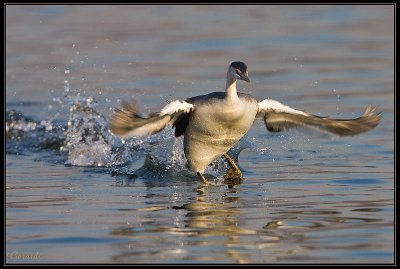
240 73 250 83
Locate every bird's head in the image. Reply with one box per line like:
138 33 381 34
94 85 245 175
228 61 250 83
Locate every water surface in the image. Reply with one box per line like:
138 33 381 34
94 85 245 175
6 5 394 264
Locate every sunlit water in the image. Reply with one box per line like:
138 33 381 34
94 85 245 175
6 5 394 264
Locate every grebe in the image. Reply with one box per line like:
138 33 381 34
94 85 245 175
110 61 381 185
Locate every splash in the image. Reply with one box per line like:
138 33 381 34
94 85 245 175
62 101 120 167
58 91 253 179
6 80 252 180
6 110 39 139
54 76 128 167
6 110 65 154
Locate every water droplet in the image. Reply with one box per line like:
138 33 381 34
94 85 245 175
86 96 94 105
64 69 70 75
64 80 70 93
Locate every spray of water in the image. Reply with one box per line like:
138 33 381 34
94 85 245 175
8 75 322 182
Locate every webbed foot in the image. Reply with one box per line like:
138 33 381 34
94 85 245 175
223 153 244 185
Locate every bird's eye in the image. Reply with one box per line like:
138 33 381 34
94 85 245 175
235 69 242 75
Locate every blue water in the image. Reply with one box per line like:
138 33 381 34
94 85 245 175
6 5 394 264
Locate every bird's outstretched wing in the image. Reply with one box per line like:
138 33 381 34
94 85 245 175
110 99 193 137
257 99 381 136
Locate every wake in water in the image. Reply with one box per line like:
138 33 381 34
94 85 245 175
6 87 257 183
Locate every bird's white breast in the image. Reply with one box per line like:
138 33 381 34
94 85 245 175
184 96 258 173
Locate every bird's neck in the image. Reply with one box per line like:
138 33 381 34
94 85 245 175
225 75 239 101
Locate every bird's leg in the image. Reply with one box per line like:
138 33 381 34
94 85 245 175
197 172 209 186
223 153 243 183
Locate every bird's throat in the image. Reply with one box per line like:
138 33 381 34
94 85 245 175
226 77 239 102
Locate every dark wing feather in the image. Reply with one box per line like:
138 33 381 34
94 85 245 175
173 113 191 137
171 96 203 137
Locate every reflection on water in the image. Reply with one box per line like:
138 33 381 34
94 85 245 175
6 146 394 263
6 5 394 264
109 187 254 263
105 182 392 263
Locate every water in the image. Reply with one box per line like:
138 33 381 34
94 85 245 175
6 5 394 264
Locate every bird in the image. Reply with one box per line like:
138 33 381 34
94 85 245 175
109 61 381 185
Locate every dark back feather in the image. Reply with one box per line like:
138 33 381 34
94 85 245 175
173 113 191 137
